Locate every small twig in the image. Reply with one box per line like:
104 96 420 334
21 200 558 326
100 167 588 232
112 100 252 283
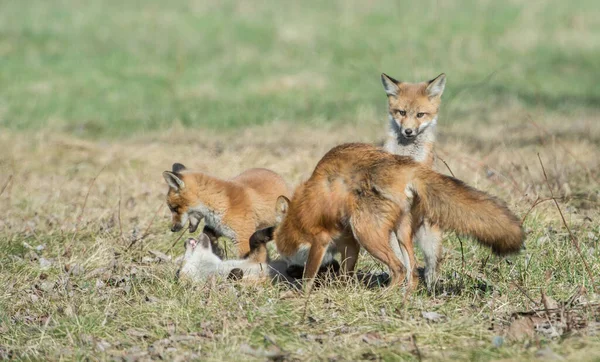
411 334 422 362
127 202 165 250
438 157 456 178
437 147 522 196
511 281 541 311
521 196 561 225
537 154 597 293
166 228 188 254
0 175 13 197
439 157 465 269
530 119 599 184
117 184 125 244
69 166 106 245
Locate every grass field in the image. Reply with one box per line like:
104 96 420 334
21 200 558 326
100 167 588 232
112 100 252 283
1 0 600 361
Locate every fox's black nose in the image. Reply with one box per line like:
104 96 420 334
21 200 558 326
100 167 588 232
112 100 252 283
171 224 183 232
404 129 413 135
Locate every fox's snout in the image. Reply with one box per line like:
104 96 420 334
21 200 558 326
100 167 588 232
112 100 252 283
171 223 184 232
402 128 415 138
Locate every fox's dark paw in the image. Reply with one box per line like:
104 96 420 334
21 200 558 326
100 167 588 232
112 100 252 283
227 268 244 281
286 264 305 279
249 227 275 250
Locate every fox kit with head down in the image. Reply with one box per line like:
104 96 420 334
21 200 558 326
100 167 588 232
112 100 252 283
381 73 447 288
252 143 524 290
163 163 291 257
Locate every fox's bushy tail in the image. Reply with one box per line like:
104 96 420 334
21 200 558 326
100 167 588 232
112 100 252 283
412 168 524 255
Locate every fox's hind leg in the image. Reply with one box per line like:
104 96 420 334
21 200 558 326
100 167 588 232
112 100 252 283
394 216 419 289
415 221 442 290
350 211 407 287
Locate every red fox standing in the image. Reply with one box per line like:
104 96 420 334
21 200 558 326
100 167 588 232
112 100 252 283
381 73 447 288
251 143 524 290
163 163 291 257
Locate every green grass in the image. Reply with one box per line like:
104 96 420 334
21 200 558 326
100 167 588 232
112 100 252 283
1 0 599 137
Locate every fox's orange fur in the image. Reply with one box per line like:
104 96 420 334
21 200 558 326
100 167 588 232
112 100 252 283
262 143 524 289
163 163 291 257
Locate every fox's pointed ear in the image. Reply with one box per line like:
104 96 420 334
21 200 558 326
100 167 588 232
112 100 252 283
275 195 290 224
426 73 446 98
381 73 400 97
163 171 185 190
172 163 186 173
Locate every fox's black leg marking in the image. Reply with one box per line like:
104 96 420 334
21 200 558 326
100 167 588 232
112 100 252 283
203 226 225 259
228 268 244 281
249 226 275 250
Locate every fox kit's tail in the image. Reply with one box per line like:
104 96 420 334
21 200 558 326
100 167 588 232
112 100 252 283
412 168 524 254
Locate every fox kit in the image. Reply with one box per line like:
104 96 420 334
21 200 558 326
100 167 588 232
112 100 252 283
163 163 291 257
381 73 446 288
178 234 269 282
381 73 445 167
252 143 523 290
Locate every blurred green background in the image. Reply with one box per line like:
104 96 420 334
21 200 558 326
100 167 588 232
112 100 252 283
1 0 598 138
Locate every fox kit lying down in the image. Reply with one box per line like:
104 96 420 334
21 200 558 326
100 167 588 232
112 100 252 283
177 234 270 282
163 163 291 257
177 233 339 284
251 143 524 290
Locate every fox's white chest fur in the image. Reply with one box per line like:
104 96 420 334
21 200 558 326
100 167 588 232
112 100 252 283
384 115 436 163
190 203 237 240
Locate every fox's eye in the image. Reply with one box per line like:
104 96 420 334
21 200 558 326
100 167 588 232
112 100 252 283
416 112 425 118
396 110 406 117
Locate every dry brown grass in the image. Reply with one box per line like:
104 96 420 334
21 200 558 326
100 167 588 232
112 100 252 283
1 117 599 360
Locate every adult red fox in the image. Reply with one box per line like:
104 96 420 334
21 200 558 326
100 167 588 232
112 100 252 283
251 143 524 290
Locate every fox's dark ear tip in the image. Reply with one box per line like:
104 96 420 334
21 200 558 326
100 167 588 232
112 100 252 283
172 163 186 173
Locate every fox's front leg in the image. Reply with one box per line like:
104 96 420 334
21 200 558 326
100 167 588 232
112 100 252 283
302 241 328 292
337 232 360 277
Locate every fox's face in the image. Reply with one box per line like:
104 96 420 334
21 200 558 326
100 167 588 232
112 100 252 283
381 73 446 139
162 163 203 233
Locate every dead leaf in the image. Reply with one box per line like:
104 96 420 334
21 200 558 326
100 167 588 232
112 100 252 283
65 263 84 276
535 346 565 360
39 258 53 270
95 279 105 289
149 250 171 263
96 340 111 352
361 332 383 345
279 290 297 300
239 344 286 360
141 256 154 264
422 311 445 322
126 328 150 339
506 317 535 341
541 291 559 311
